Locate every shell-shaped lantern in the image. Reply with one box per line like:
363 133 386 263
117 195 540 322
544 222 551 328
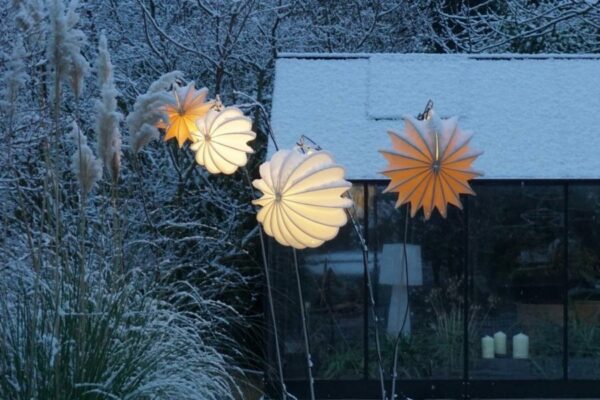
252 148 353 249
380 110 483 220
159 82 215 147
189 107 256 175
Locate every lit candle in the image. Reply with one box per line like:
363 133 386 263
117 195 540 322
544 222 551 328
494 331 507 356
481 335 495 359
513 333 529 359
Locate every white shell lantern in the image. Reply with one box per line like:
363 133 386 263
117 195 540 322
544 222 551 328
252 148 352 249
190 107 256 174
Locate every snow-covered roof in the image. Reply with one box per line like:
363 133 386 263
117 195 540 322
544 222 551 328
270 53 600 180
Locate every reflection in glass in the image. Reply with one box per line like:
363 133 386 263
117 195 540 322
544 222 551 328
271 184 365 380
370 184 465 378
269 181 600 390
469 184 564 379
568 184 600 378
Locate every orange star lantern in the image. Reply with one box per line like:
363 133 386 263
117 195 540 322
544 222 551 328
159 82 215 147
380 106 483 220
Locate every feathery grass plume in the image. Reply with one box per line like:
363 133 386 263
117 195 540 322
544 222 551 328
46 0 89 103
95 34 122 181
0 260 243 399
14 0 46 32
1 37 28 113
70 122 101 195
64 1 88 99
126 71 183 153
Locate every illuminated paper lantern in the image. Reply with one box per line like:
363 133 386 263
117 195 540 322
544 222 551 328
380 110 482 220
190 106 256 174
252 148 352 249
159 82 215 147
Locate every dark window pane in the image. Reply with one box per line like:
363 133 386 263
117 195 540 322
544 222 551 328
568 184 600 379
271 184 365 380
370 184 465 379
468 183 564 379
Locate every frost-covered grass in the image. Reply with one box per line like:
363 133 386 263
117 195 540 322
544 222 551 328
0 261 242 399
0 1 256 399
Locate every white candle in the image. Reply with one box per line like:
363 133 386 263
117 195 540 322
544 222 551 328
481 335 495 359
513 333 529 359
494 331 507 355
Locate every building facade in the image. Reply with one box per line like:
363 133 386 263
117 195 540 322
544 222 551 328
267 53 600 399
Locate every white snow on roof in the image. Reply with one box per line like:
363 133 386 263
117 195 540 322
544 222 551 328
270 53 600 180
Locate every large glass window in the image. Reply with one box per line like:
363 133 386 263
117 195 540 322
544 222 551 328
369 184 466 379
468 184 565 379
269 180 600 393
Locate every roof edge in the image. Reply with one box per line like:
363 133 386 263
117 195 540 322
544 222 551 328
277 52 600 60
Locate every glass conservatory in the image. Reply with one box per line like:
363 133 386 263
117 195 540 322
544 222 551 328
266 53 600 398
267 180 600 398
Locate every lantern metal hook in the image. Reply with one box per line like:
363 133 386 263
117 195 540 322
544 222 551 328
417 99 434 120
296 134 322 154
213 94 224 111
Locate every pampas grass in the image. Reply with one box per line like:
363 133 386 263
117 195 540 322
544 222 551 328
0 259 242 400
46 0 89 108
95 34 122 181
1 4 252 400
70 122 102 196
126 71 182 153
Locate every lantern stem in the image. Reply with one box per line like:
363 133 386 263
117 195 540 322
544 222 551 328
345 198 387 400
292 248 316 400
242 168 287 399
390 204 413 400
232 90 281 151
293 133 387 399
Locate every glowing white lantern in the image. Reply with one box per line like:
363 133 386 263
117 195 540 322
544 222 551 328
189 107 256 174
252 148 352 249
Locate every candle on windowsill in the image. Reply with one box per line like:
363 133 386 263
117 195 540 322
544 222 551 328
482 335 495 359
513 333 529 359
494 331 507 356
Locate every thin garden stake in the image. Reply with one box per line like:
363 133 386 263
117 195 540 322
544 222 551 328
390 204 411 400
242 167 287 399
346 203 387 400
297 134 387 400
290 139 317 400
236 96 288 398
292 248 316 400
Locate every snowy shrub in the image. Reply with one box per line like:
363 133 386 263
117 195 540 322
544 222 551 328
0 2 253 399
0 260 242 399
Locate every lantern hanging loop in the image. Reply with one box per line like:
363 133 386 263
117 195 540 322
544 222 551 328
212 94 224 111
417 99 434 121
296 134 322 154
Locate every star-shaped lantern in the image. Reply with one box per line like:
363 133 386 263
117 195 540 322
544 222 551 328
380 107 483 220
159 82 215 147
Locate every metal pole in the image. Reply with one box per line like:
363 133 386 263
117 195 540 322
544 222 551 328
346 195 387 400
243 168 286 399
463 197 470 399
292 248 316 400
390 204 411 400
